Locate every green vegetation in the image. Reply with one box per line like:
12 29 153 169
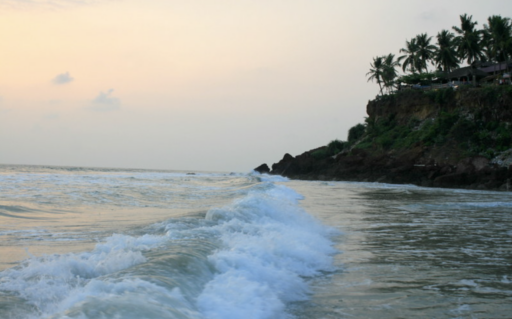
348 123 366 142
398 71 443 86
310 139 346 159
435 29 460 73
351 14 512 162
311 123 368 159
327 139 345 154
310 149 328 160
356 86 512 158
366 14 512 95
424 87 456 105
453 14 484 65
366 54 400 95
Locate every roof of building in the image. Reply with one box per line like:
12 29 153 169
447 66 488 79
479 62 512 73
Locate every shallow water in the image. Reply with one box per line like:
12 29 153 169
290 181 512 319
0 165 511 318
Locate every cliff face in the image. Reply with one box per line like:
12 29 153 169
263 86 512 191
366 90 443 124
366 87 512 125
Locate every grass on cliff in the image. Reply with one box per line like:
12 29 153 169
311 123 366 159
357 108 511 158
314 86 512 160
376 85 512 108
374 87 456 106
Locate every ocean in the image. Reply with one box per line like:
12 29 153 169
0 164 510 319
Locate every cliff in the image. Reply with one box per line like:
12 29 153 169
260 86 512 191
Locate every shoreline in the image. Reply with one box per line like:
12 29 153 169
256 86 512 192
260 148 512 192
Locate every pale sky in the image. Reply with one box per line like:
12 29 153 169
1 0 510 172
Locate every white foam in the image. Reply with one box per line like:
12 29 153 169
250 171 289 183
51 280 202 319
450 303 472 315
199 184 337 319
0 180 336 319
0 233 167 316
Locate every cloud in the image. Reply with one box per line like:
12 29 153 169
52 72 74 85
89 89 120 111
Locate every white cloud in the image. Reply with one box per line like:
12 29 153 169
52 72 74 85
89 89 120 111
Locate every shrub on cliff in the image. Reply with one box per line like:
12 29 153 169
425 87 456 105
348 124 366 143
311 139 346 159
327 139 345 154
311 123 368 160
310 148 328 160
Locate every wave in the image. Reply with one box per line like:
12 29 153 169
0 182 337 319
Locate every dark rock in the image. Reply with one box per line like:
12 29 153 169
351 148 368 158
253 164 270 174
433 173 469 188
265 86 512 191
267 147 511 191
456 158 475 174
271 153 295 174
472 156 490 171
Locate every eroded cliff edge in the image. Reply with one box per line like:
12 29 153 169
261 86 512 191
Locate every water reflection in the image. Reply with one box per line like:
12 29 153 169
290 181 512 319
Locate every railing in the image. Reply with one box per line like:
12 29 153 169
399 82 471 91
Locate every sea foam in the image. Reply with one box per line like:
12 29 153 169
0 233 167 317
198 184 337 319
0 181 336 319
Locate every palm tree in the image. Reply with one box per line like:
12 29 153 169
415 33 437 73
453 14 484 64
434 30 460 73
398 38 419 73
366 56 385 95
483 15 512 72
382 53 400 93
481 29 493 62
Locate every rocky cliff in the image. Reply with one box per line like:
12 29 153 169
258 86 512 191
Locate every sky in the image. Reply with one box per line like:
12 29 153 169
1 0 511 172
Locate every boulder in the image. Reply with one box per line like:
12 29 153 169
471 156 490 171
271 153 295 175
253 163 270 174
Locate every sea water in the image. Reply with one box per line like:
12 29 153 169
0 165 510 319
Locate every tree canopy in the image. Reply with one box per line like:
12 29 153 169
366 13 512 94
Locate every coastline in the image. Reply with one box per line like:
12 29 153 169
257 86 512 191
263 148 512 191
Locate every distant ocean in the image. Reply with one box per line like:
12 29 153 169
0 164 511 319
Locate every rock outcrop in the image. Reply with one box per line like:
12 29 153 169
253 163 270 174
263 147 511 191
262 86 512 191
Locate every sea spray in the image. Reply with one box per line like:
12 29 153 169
2 165 510 318
0 233 167 317
197 184 338 319
0 176 337 319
